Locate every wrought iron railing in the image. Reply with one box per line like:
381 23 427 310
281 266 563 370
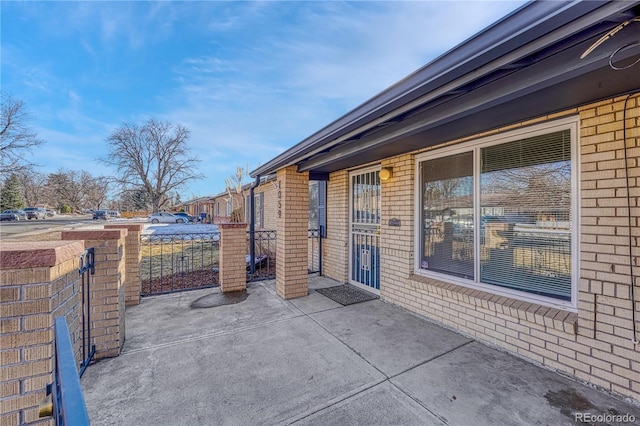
140 232 220 296
246 227 323 282
247 230 277 281
308 227 323 274
78 248 95 377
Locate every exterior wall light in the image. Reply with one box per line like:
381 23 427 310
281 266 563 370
379 167 393 181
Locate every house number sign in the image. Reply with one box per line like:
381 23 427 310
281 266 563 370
389 218 401 227
277 182 282 218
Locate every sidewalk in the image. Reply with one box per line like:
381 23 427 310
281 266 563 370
81 276 640 425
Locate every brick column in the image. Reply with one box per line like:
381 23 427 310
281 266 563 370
219 223 247 293
61 229 127 359
0 240 85 426
104 224 143 306
276 166 309 299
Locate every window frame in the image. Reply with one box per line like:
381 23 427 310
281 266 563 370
413 117 580 310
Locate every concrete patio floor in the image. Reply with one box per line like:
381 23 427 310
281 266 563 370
82 276 640 425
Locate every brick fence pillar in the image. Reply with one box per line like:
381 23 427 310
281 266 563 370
219 223 247 293
276 166 309 299
61 229 127 359
0 240 85 426
104 224 143 306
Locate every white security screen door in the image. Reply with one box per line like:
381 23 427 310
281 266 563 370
349 167 381 292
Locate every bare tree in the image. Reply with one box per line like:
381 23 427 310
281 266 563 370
47 170 85 212
45 169 107 212
225 165 247 222
84 175 110 210
0 94 44 177
19 168 48 207
101 119 203 212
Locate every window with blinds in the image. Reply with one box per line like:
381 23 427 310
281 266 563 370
308 181 327 234
480 130 571 300
417 124 575 303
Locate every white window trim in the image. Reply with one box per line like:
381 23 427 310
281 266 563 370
413 116 580 311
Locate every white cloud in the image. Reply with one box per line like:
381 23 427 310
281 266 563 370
159 1 527 197
2 0 527 198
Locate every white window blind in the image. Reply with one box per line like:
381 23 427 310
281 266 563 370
480 130 571 300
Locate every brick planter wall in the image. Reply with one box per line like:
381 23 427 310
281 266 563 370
219 223 248 293
0 240 85 425
62 229 127 359
105 224 143 306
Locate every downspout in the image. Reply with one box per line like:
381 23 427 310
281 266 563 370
249 175 261 275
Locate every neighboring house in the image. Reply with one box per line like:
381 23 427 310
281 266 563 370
250 1 640 402
210 191 233 224
245 174 278 230
177 196 215 219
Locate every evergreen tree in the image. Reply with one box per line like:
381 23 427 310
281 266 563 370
0 174 25 210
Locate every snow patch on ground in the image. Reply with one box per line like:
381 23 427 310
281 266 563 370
142 223 220 235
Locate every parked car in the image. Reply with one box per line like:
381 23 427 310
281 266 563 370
108 210 121 218
1 210 22 221
93 210 110 220
147 212 188 224
174 212 197 223
23 207 47 219
46 209 57 217
1 209 27 221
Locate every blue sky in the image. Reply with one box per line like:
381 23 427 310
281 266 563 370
2 0 525 199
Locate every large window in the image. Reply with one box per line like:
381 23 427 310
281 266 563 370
416 120 577 306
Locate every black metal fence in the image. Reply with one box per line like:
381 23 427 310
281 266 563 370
247 230 277 282
140 232 220 296
78 248 95 377
308 227 323 274
246 228 323 282
140 228 322 291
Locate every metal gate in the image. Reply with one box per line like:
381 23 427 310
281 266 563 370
349 167 381 291
79 248 95 377
140 232 220 296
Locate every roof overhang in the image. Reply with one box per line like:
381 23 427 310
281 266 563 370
251 0 640 178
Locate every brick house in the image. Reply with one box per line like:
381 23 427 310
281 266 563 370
250 1 640 402
245 175 279 230
176 196 215 220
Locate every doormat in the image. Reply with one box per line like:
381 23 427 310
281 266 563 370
315 284 379 306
